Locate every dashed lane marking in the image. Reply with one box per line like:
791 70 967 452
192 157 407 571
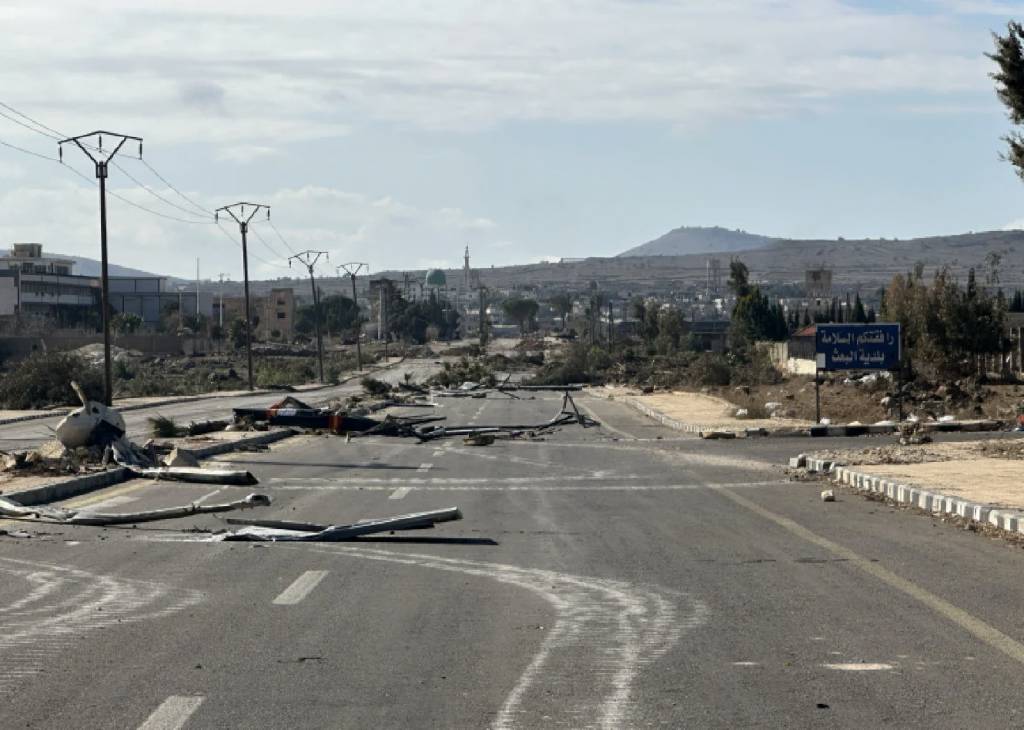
416 462 433 473
389 487 411 500
137 695 205 730
268 480 784 492
270 474 646 485
717 487 1024 668
273 570 329 606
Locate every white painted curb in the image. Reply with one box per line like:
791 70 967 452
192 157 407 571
819 463 1024 538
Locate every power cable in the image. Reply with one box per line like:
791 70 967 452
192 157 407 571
266 218 299 255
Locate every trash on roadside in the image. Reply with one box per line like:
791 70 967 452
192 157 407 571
0 492 271 526
219 506 463 542
233 396 443 437
55 381 126 448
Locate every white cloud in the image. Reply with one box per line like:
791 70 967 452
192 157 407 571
215 145 281 163
0 0 1000 144
0 170 504 279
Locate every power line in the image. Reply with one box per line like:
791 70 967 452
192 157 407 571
110 160 213 221
0 107 60 140
135 157 211 218
266 218 299 255
0 101 64 138
0 137 59 162
249 224 291 263
0 98 216 223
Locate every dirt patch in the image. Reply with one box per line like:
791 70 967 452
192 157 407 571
602 387 812 430
810 438 1024 467
856 459 1024 511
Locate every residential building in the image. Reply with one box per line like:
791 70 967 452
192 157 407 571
218 287 295 341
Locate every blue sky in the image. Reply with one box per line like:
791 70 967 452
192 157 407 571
1 0 1024 279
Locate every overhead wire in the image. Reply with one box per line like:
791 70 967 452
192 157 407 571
249 224 291 262
266 218 299 256
0 98 217 225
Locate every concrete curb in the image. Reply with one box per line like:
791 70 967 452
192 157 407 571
0 357 406 427
2 428 299 507
795 458 1024 537
618 395 1000 439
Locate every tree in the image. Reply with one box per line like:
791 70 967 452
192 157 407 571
111 312 142 335
729 258 787 354
228 317 248 350
502 297 539 336
990 22 1024 180
548 292 575 331
852 293 867 323
296 295 360 338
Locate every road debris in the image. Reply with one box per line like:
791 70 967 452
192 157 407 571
110 440 258 485
220 505 463 541
821 490 836 502
0 492 271 526
55 381 126 448
414 391 598 442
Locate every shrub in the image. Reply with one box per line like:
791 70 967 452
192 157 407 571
361 376 392 397
0 352 104 409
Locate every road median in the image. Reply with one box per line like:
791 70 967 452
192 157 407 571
792 438 1024 537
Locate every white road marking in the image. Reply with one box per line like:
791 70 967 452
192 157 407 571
138 695 205 730
718 487 1024 668
416 462 433 472
81 495 136 512
193 489 222 505
298 545 708 729
267 480 784 492
273 570 329 605
0 558 203 696
271 474 647 485
389 487 411 500
822 662 894 671
732 661 760 667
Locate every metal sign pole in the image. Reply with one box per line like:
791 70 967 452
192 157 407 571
815 368 821 424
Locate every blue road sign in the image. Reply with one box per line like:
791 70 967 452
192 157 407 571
815 323 901 371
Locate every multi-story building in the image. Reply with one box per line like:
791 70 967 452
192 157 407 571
0 243 99 328
218 287 296 341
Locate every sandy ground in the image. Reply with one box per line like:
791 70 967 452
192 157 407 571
601 386 813 430
856 459 1024 510
811 438 1024 510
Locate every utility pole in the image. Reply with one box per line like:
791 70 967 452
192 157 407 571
58 130 143 406
289 250 330 382
215 202 270 391
379 280 389 361
478 286 488 347
608 299 614 345
216 273 228 328
337 263 368 371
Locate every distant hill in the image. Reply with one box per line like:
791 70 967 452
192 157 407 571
618 226 777 257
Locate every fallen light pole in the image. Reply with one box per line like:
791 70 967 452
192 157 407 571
221 506 462 542
0 492 271 526
58 130 143 406
215 202 271 391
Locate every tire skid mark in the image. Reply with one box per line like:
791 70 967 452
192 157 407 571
300 545 708 729
0 557 204 695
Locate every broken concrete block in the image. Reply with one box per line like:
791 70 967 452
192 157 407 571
163 447 200 468
821 490 836 502
788 454 807 469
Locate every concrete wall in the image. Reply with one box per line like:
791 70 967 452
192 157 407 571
0 334 213 363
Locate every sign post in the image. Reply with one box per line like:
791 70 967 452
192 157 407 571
814 323 901 424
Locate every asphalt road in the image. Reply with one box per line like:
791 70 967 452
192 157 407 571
2 393 1024 728
0 357 441 452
